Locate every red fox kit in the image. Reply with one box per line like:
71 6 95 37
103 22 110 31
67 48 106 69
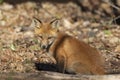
32 18 105 75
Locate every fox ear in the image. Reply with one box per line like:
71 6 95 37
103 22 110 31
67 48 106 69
50 18 60 29
30 17 42 29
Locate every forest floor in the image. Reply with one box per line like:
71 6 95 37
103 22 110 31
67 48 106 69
0 0 120 80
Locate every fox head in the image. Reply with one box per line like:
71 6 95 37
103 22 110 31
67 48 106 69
31 18 60 49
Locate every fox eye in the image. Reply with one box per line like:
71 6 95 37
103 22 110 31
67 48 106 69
38 35 43 39
48 37 53 39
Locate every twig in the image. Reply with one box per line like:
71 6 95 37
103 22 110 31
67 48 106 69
103 0 120 11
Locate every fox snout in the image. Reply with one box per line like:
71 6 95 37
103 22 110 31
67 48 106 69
40 41 53 49
41 44 48 49
40 37 55 49
40 40 49 49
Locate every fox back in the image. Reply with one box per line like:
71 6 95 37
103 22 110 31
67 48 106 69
31 18 105 75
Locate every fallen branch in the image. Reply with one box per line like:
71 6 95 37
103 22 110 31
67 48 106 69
0 71 120 80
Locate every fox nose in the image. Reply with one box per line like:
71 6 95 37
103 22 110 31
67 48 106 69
41 45 47 49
